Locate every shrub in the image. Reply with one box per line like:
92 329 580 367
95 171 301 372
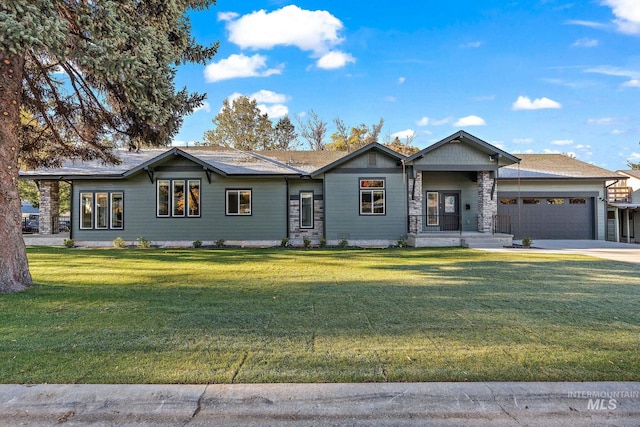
319 238 327 248
137 237 151 248
338 238 348 248
113 237 127 249
397 238 407 248
63 238 74 248
215 239 225 248
280 237 289 248
303 236 311 248
192 240 202 248
521 236 533 248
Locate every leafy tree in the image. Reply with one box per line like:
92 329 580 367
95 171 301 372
1 1 218 293
384 136 420 156
203 96 274 150
327 118 384 152
296 110 327 150
272 116 299 150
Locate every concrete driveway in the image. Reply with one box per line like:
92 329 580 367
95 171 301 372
486 239 640 264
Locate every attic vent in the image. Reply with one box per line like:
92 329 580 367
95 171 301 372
368 153 377 166
450 138 462 144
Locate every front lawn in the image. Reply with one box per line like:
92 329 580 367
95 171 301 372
1 247 639 383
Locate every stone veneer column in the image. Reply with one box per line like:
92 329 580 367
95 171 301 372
477 171 496 233
408 171 423 233
38 180 59 235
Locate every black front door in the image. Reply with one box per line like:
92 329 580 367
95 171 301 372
440 192 460 231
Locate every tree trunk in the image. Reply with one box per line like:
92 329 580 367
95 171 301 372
0 50 32 293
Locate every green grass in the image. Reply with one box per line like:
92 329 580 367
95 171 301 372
1 247 639 384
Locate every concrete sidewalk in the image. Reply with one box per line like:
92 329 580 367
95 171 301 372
2 382 639 426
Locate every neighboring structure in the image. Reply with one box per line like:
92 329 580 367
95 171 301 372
19 131 624 247
607 170 640 243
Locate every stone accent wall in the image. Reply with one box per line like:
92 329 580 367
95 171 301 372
477 171 496 233
408 171 423 233
38 180 59 235
289 197 324 243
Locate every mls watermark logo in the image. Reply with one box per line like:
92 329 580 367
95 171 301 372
568 390 639 411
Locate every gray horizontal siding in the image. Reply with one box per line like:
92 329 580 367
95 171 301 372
324 172 407 240
73 170 287 242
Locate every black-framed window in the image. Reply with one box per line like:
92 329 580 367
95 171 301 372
226 189 252 215
79 191 124 230
157 179 200 218
300 191 314 228
360 179 385 215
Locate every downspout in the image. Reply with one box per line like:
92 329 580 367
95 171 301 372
285 178 290 239
69 180 74 240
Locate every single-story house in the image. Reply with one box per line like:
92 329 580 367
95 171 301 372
20 130 624 247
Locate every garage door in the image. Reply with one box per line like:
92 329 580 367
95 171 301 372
497 196 594 239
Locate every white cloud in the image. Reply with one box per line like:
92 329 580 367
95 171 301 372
565 19 608 29
398 77 406 84
512 96 562 110
250 89 288 104
585 65 640 88
257 103 289 118
587 117 617 125
623 79 640 87
551 139 574 146
383 96 397 102
193 101 211 114
572 37 599 47
576 144 592 149
460 41 483 48
513 138 534 144
612 129 626 134
316 50 356 69
454 115 486 127
223 5 348 56
204 54 282 82
602 0 640 34
629 152 640 161
392 129 417 139
217 11 239 22
416 116 430 126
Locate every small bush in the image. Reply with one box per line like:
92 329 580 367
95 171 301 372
280 237 289 248
137 237 151 249
192 240 202 248
215 239 225 248
319 238 327 248
303 236 311 248
397 238 407 248
338 238 348 248
63 239 75 248
113 237 127 249
521 236 533 248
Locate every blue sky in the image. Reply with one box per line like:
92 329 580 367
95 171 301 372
173 0 640 170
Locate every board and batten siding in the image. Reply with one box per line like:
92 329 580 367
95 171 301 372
413 142 496 167
421 171 480 232
73 170 287 243
498 179 607 240
323 172 407 242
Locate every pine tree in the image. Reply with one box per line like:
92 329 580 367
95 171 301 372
0 1 218 293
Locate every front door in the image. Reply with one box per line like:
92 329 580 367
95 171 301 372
440 192 460 231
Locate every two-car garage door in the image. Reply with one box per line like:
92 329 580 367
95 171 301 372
497 195 595 239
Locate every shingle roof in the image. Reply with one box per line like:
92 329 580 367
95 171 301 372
618 170 640 180
500 154 622 180
20 147 303 179
256 150 348 173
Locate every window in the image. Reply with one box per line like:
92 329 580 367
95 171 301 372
360 179 385 215
111 193 124 229
523 198 541 205
157 179 201 218
547 198 565 205
96 193 109 229
426 192 438 225
80 191 124 230
80 193 93 230
300 192 314 228
570 198 586 205
500 198 517 205
227 189 252 215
